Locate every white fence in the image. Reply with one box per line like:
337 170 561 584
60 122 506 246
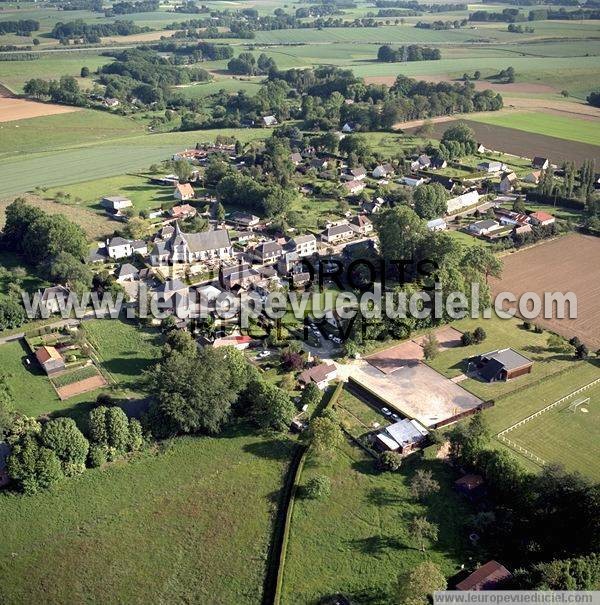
496 377 600 466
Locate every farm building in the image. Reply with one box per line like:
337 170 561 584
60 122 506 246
477 160 505 173
210 334 254 350
298 363 337 390
101 196 132 217
447 190 480 214
456 561 513 591
474 348 533 381
468 219 499 236
262 115 278 127
532 156 550 170
35 346 65 376
398 176 425 187
374 419 429 454
427 218 447 231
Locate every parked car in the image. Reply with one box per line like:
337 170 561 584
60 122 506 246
381 407 391 416
391 413 400 421
257 350 271 359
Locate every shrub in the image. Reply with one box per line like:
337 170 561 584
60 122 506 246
461 331 474 346
303 474 331 499
88 444 107 468
523 321 532 330
378 450 402 472
473 327 487 343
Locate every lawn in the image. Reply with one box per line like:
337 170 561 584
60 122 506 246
335 385 390 439
468 112 600 147
44 173 175 215
281 440 477 603
0 110 144 157
81 319 161 391
427 315 581 401
0 429 296 604
0 339 59 417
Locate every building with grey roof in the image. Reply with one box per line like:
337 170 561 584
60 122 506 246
474 348 533 382
374 419 429 454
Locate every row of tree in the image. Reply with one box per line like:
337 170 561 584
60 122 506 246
377 44 441 62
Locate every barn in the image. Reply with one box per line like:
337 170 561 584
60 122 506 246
474 348 533 381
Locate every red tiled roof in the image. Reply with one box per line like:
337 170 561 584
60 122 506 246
530 211 554 222
175 183 195 197
456 561 512 591
35 346 62 364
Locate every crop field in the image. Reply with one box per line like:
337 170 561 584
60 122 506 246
421 119 600 166
174 78 263 99
0 430 296 604
281 440 476 603
490 234 600 350
468 111 600 146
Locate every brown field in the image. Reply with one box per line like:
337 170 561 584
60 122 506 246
0 97 80 123
490 234 600 350
0 194 115 239
56 373 107 400
407 119 600 165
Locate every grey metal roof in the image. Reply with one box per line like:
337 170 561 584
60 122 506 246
480 348 532 371
472 219 498 230
325 224 353 237
109 237 132 247
385 419 429 446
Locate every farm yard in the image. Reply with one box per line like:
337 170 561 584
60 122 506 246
490 234 600 350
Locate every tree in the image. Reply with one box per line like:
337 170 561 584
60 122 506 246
303 474 331 499
375 206 427 263
0 374 14 440
124 216 149 240
408 516 439 552
448 413 490 467
49 251 92 288
299 382 322 412
422 332 439 360
413 183 447 220
80 66 90 77
310 415 343 454
40 417 89 476
378 450 402 472
7 435 63 494
396 561 447 605
410 469 440 500
0 298 25 331
215 202 226 222
245 378 295 431
547 333 570 352
88 405 143 459
473 326 487 344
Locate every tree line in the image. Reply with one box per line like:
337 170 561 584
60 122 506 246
0 19 39 34
50 19 151 42
377 44 441 62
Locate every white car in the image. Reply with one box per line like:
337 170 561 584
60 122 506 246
332 336 342 345
391 413 400 421
257 350 271 359
381 407 392 416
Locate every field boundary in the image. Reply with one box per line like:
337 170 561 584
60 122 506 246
496 377 600 465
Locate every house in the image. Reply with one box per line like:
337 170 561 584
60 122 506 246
211 334 254 350
361 198 384 214
398 176 425 188
494 209 529 226
170 204 197 220
529 211 555 226
427 218 447 231
290 152 303 165
410 154 431 171
474 348 533 381
523 170 541 184
342 166 366 181
172 149 204 162
228 212 261 230
498 171 518 194
101 196 133 217
262 115 278 127
342 122 355 133
532 156 549 170
174 183 195 201
107 237 135 260
447 190 480 214
291 271 311 288
277 251 300 275
477 160 504 173
35 346 65 376
374 419 429 455
321 223 354 244
116 263 139 282
343 179 366 195
454 474 485 501
350 214 373 235
151 223 232 265
220 264 261 291
287 234 317 257
104 97 119 108
39 286 70 314
430 157 447 170
513 223 533 237
372 163 394 179
252 240 284 264
468 219 499 236
456 561 513 591
298 363 337 390
477 143 487 153
310 157 329 171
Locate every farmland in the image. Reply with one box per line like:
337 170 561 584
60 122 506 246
490 234 600 350
281 440 476 603
0 430 296 605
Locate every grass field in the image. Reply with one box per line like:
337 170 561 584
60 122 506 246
0 429 296 604
468 111 600 146
281 440 477 603
44 173 174 214
0 110 144 157
82 319 161 391
427 315 581 400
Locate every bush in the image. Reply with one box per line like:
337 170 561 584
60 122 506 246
303 474 331 499
473 326 487 344
88 444 107 468
523 321 532 330
461 331 474 346
378 450 402 471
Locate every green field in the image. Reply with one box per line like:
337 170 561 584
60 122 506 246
281 440 476 603
44 173 175 214
427 315 580 400
82 319 161 391
0 430 295 604
469 111 600 146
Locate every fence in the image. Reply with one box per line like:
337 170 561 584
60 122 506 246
497 377 600 466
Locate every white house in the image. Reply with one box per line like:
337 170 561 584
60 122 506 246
287 234 317 257
321 223 354 244
372 163 394 179
107 237 135 260
174 183 195 201
468 219 500 236
427 218 447 231
343 179 366 195
477 160 505 173
498 172 518 194
446 190 480 214
116 263 139 282
101 196 133 216
262 115 278 127
398 176 425 187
